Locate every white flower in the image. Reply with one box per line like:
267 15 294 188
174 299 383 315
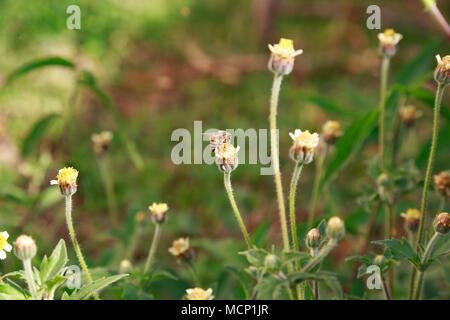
0 231 12 260
289 129 320 164
185 287 214 300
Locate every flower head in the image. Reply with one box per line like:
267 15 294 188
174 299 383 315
378 28 403 57
326 216 345 240
289 129 319 164
0 231 12 260
401 208 420 232
14 235 37 261
119 259 133 273
434 212 449 234
399 105 422 127
434 55 450 85
434 171 450 197
149 202 169 224
215 142 240 173
185 287 214 300
91 131 113 156
322 121 342 145
50 167 78 196
305 228 322 249
206 130 232 153
169 237 192 261
268 38 303 75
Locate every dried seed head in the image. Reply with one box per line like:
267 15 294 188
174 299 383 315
400 208 420 232
14 235 37 261
434 55 450 85
206 130 232 153
91 131 113 156
185 288 214 300
434 171 450 197
268 38 303 75
434 212 450 234
326 216 345 240
305 228 322 249
322 121 342 145
377 29 403 57
373 254 388 267
149 202 169 224
0 231 12 260
289 129 320 164
399 105 422 127
50 167 78 196
215 142 240 173
169 237 192 261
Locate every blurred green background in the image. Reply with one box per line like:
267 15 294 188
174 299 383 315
0 0 449 299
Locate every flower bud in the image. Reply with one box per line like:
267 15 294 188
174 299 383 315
399 105 421 127
50 167 78 196
169 237 193 262
373 254 387 267
185 287 214 300
434 171 450 197
434 212 449 234
149 202 169 224
264 254 280 270
322 121 342 145
377 29 403 58
268 38 303 76
376 173 394 203
434 55 450 86
215 143 240 173
400 208 420 232
91 131 113 157
14 235 37 261
326 216 345 240
305 228 321 249
289 129 320 164
119 259 133 273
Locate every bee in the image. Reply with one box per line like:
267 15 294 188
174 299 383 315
203 130 232 153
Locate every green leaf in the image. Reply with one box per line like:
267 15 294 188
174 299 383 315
239 248 270 267
429 233 450 261
5 57 75 85
250 220 270 248
68 274 128 300
297 93 355 118
288 271 343 299
372 238 420 266
40 239 68 283
322 109 379 186
0 284 27 300
226 266 250 300
281 251 309 266
22 114 61 157
254 275 285 300
77 70 116 116
345 255 372 264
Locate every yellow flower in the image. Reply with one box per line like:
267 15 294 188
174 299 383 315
268 38 303 75
91 131 113 156
50 167 79 196
185 287 214 300
377 28 402 57
435 55 450 85
289 129 319 164
168 237 190 259
215 142 240 173
401 208 420 231
149 202 169 224
322 121 342 144
0 231 12 260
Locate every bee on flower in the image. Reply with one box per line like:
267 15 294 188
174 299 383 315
268 38 303 75
50 167 78 196
185 287 214 300
401 208 420 232
322 121 342 145
0 231 12 260
149 202 169 224
215 142 240 173
205 130 232 153
378 28 403 57
169 237 193 262
434 55 450 85
91 131 113 157
288 129 320 164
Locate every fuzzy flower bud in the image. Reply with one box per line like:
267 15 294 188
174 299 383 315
119 259 133 273
169 237 193 261
289 129 319 164
434 55 450 86
434 212 449 234
215 142 240 173
377 29 403 58
50 167 78 196
400 208 420 232
373 254 388 267
149 202 169 224
399 105 422 127
14 235 37 261
434 171 450 197
322 121 342 145
185 288 214 300
326 216 345 240
91 131 113 157
268 38 303 76
305 228 322 249
264 254 281 270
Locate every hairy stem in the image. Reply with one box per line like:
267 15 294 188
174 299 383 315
422 1 450 41
98 157 119 228
308 145 328 229
23 258 38 299
269 73 290 252
302 239 337 273
381 274 392 300
65 195 99 300
144 223 162 273
224 172 252 248
378 56 390 171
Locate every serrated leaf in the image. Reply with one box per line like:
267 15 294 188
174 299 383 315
239 248 270 267
22 114 61 157
40 239 68 283
68 274 128 300
372 238 420 266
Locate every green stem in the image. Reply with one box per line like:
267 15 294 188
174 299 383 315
302 239 337 273
65 195 99 300
187 260 200 286
378 56 390 171
409 83 446 298
224 172 252 249
23 258 38 299
308 145 328 228
269 73 290 252
98 157 119 227
381 274 392 300
144 223 162 273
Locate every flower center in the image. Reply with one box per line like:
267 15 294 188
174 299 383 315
0 234 6 251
